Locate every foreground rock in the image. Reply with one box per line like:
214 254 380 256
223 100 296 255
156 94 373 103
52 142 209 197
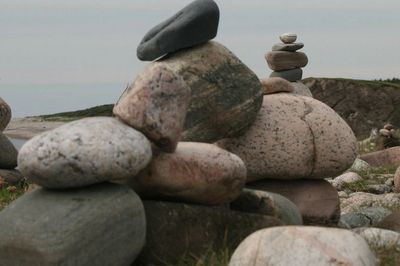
0 183 146 266
0 132 18 169
128 142 246 205
114 64 190 152
341 192 400 214
0 97 11 131
137 0 219 61
230 189 303 225
341 207 392 228
18 117 152 189
248 179 340 225
260 77 294 94
354 227 400 255
229 226 376 266
360 147 400 167
134 200 283 266
218 94 357 181
153 41 263 142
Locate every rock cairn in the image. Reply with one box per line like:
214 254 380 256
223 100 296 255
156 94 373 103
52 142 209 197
0 2 374 266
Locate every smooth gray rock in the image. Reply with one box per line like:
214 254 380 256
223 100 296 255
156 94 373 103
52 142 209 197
18 117 152 189
0 132 18 169
266 51 308 71
279 33 297 44
270 68 303 81
0 183 146 266
134 200 283 266
230 189 303 225
0 169 24 185
0 97 11 131
341 207 391 228
272 42 304 52
137 0 219 61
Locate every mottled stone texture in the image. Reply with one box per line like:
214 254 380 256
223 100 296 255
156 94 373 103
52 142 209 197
360 147 400 167
18 117 152 189
229 227 377 266
0 97 11 131
0 132 18 169
266 51 308 71
155 41 263 142
114 64 190 152
133 200 283 266
376 211 400 233
248 179 340 225
260 77 294 95
0 183 146 266
218 94 357 181
137 0 219 61
128 142 246 205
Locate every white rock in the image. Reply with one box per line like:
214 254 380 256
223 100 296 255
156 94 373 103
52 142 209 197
332 172 363 190
279 33 297 44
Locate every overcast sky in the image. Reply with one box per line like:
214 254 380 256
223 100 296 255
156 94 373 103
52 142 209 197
1 0 399 86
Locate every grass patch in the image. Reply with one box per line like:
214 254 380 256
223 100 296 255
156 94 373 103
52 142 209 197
341 179 370 192
0 181 28 211
36 104 114 122
355 165 398 179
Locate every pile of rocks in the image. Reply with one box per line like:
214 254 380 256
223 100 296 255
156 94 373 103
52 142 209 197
0 97 24 190
0 1 378 265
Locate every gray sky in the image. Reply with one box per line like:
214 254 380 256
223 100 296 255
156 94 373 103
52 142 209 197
1 0 400 85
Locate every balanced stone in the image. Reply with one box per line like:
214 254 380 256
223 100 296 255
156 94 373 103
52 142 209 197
0 97 11 131
137 0 219 61
114 64 190 152
18 117 152 189
0 183 146 266
291 81 313 97
279 33 297 44
270 68 303 82
266 51 308 71
229 226 377 266
218 94 357 181
272 42 304 52
128 142 246 205
260 77 294 94
0 132 18 169
149 41 263 143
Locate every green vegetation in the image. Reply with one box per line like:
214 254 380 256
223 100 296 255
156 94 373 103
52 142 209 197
36 104 113 122
356 165 398 178
172 247 231 266
341 179 369 192
0 179 28 211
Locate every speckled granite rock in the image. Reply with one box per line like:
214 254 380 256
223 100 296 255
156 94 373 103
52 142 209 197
291 81 313 97
247 179 340 225
0 183 146 266
354 227 400 251
153 41 263 143
113 64 190 152
341 192 400 214
360 147 400 167
137 0 219 61
266 51 308 71
0 97 11 131
230 189 303 225
270 68 302 82
218 94 357 181
127 142 246 205
260 77 294 95
332 172 363 190
272 42 304 52
18 117 152 189
229 226 376 266
0 132 18 169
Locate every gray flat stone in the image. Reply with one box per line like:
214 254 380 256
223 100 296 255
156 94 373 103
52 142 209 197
270 68 303 82
0 183 146 266
266 51 308 71
137 0 219 61
272 43 304 52
0 132 17 169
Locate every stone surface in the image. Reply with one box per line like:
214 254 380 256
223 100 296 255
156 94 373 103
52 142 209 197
230 189 303 225
134 200 283 266
247 179 340 225
376 211 400 233
270 68 302 81
272 42 304 52
279 33 297 44
113 64 190 152
304 77 400 139
0 169 24 185
137 0 219 61
152 41 263 143
0 97 11 131
229 226 376 266
128 142 246 205
393 165 400 192
341 207 392 228
291 81 313 97
0 183 146 266
18 117 152 189
218 94 357 181
332 172 363 190
354 227 400 251
0 132 18 169
360 147 400 167
341 192 400 214
266 51 308 71
260 77 294 94
349 157 371 172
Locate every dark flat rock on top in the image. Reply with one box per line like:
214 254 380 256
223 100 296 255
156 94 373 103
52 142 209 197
137 0 219 61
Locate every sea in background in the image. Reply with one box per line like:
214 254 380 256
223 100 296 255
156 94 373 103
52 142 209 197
1 82 125 118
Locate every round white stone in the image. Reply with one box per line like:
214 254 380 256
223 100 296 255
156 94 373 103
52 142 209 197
279 33 297 44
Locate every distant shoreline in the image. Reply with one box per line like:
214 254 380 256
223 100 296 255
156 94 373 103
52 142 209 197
4 118 66 140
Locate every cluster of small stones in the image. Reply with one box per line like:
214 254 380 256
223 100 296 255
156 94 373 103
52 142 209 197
0 1 393 266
